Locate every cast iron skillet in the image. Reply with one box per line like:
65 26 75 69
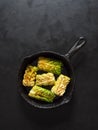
18 37 86 109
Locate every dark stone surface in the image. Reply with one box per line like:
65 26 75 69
0 0 98 130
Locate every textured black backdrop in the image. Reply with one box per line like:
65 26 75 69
0 0 98 130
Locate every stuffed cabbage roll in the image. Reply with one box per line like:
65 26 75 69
38 57 63 75
36 73 55 86
51 74 70 96
28 85 56 102
22 65 38 87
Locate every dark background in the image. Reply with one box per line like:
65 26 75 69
0 0 98 130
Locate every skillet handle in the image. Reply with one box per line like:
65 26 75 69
65 37 86 59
